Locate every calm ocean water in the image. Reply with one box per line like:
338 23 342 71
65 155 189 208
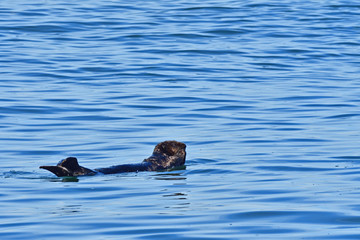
1 0 360 239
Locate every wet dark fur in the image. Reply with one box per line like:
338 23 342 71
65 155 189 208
40 141 186 177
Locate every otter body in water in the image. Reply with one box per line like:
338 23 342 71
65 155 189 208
40 141 186 177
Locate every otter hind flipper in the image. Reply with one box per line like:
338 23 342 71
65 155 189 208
40 157 96 177
39 165 71 177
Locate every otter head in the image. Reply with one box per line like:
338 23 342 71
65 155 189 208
143 141 186 170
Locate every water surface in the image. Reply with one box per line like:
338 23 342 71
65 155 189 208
1 0 360 239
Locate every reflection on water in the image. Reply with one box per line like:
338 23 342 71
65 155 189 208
54 204 83 215
163 192 187 199
153 172 187 181
163 192 190 210
61 177 79 182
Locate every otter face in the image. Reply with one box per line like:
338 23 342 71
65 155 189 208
144 140 186 170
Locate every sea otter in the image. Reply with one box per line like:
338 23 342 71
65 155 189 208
40 141 186 177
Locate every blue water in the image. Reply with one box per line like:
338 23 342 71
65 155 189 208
1 0 360 239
